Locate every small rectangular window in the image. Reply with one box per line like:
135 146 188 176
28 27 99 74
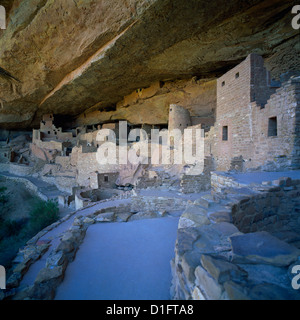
268 117 277 137
222 126 228 141
235 72 239 79
222 81 225 87
104 175 109 182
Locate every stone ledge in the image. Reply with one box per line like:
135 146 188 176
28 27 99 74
172 176 300 300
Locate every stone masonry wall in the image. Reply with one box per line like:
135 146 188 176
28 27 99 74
231 178 300 236
214 54 299 171
168 104 192 133
131 195 188 213
180 157 214 193
172 174 300 300
250 77 300 171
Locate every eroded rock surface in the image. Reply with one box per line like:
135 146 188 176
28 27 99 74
0 0 298 129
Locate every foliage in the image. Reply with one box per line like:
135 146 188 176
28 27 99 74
28 199 60 234
0 199 60 269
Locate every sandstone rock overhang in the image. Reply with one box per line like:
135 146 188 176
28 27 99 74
0 0 298 129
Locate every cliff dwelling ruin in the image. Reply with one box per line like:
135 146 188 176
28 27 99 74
0 0 300 302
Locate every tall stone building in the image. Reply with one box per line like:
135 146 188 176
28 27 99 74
214 53 300 172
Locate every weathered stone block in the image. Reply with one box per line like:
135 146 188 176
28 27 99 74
230 231 300 267
129 211 158 221
115 212 132 222
83 217 95 224
201 255 247 284
35 266 64 284
192 286 206 300
179 205 210 229
176 227 200 256
56 240 75 254
96 211 115 222
223 281 250 300
46 251 66 268
195 266 223 300
181 251 202 284
209 211 232 223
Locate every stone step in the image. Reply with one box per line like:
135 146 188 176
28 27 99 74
194 194 216 208
225 187 256 196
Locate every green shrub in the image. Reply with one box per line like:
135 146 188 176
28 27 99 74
29 199 59 234
0 196 60 270
0 219 25 240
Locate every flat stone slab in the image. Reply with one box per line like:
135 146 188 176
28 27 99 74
129 211 158 221
230 231 300 267
46 251 66 268
271 231 300 243
83 217 95 224
96 212 115 222
201 254 247 284
35 266 64 284
115 212 132 222
208 211 232 223
176 227 201 256
193 223 240 255
179 205 210 229
194 266 223 300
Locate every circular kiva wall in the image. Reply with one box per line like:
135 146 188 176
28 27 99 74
168 104 192 133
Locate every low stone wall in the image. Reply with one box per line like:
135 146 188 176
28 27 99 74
41 175 76 194
232 177 300 235
5 202 168 300
2 209 80 300
180 157 214 194
171 176 300 300
136 170 180 190
180 173 211 193
0 174 48 201
0 163 34 176
75 188 133 210
211 171 247 193
131 195 188 212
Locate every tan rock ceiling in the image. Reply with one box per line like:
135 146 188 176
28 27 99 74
0 0 299 129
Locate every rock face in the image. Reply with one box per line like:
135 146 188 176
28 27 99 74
171 176 300 300
0 0 298 129
230 232 300 267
